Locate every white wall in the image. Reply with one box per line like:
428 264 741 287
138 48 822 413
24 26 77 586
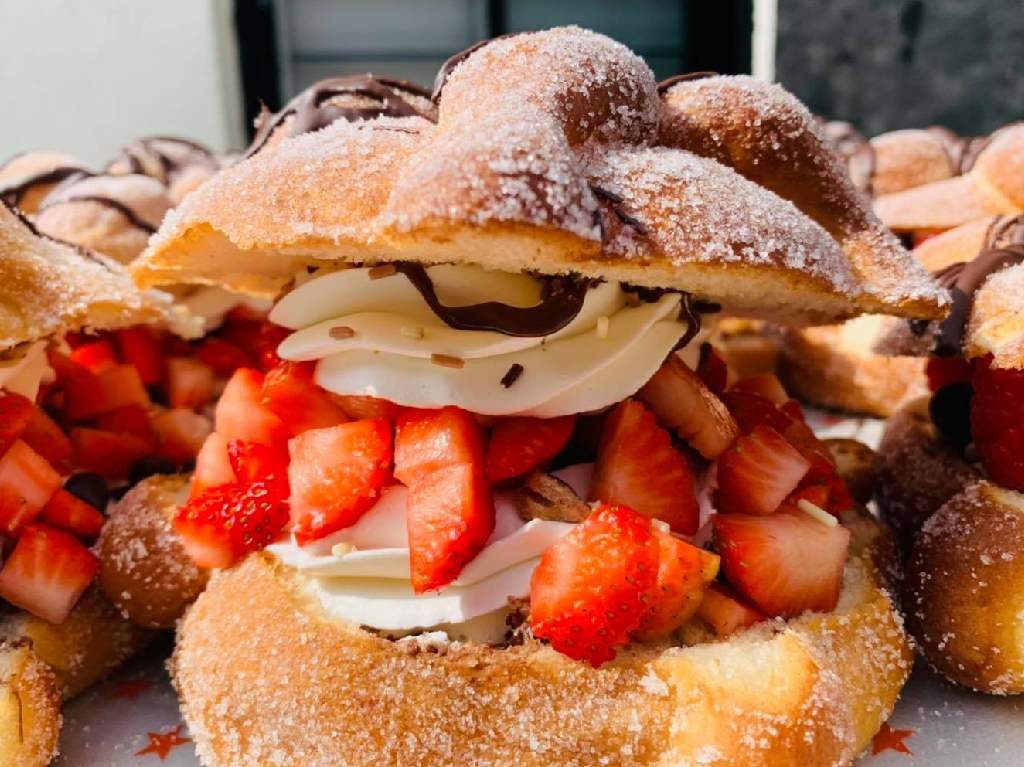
0 0 244 167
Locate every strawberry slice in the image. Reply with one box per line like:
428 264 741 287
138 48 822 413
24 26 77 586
288 420 393 543
40 489 105 540
166 357 215 410
69 339 118 374
96 405 157 446
485 415 575 483
779 417 836 485
21 405 72 469
152 408 213 465
394 407 484 487
638 356 739 459
227 439 289 491
827 476 856 514
712 512 850 617
255 322 290 370
730 374 789 405
0 392 34 455
406 462 495 593
195 337 253 377
634 530 720 640
191 432 236 499
715 425 810 516
262 362 348 435
589 399 700 534
926 356 974 393
333 395 402 422
696 583 766 636
970 356 1024 491
0 441 62 536
0 524 99 623
64 364 151 421
720 390 792 434
174 480 290 568
696 343 728 395
115 327 165 386
69 428 151 480
530 504 659 666
214 368 289 446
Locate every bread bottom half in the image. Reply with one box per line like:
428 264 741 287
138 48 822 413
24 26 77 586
173 519 911 767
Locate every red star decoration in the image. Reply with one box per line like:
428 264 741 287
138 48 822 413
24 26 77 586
135 725 190 760
872 721 915 756
108 679 152 701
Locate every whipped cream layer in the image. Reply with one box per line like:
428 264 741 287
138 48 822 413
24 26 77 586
271 265 709 417
268 464 593 642
178 286 272 333
0 341 53 400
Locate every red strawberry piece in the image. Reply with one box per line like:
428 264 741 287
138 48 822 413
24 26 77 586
406 462 495 593
227 439 289 492
40 489 105 540
217 317 262 352
214 368 289 446
779 399 806 423
729 374 789 405
0 524 99 623
115 327 165 385
333 394 402 422
69 428 151 480
174 481 290 568
590 399 700 535
0 392 34 455
971 357 1024 490
69 339 119 375
720 390 792 434
96 405 157 446
696 343 728 395
530 504 659 666
780 417 836 485
191 432 236 499
225 304 269 324
634 530 720 640
394 407 484 487
782 483 830 512
0 441 62 536
262 362 348 435
715 425 810 516
827 477 856 514
21 405 72 469
925 356 974 393
64 364 151 421
485 415 575 483
696 583 766 636
195 337 253 377
152 409 213 465
166 357 216 410
256 322 290 370
638 356 739 459
712 512 850 617
288 420 393 543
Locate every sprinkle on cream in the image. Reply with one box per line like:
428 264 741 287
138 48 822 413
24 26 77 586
798 499 838 527
400 325 425 340
329 325 356 340
431 353 465 369
596 315 610 339
368 263 397 280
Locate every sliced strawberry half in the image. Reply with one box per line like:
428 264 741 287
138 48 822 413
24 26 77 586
530 504 659 666
152 408 213 465
0 392 34 455
720 390 792 434
69 339 118 375
715 425 810 516
214 368 289 446
638 355 739 459
115 327 165 386
69 428 151 480
40 488 105 540
696 343 728 395
589 399 699 535
288 420 393 543
21 405 72 469
262 362 348 435
96 405 157 447
634 530 720 640
485 415 575 484
195 337 253 377
227 439 289 492
0 440 62 536
166 357 216 410
63 364 151 421
0 524 99 623
971 356 1024 491
696 583 767 636
730 374 789 405
394 407 484 487
191 431 236 499
406 462 494 593
712 512 850 617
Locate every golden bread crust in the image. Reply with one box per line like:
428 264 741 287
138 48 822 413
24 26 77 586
0 640 61 767
173 530 911 767
869 129 957 196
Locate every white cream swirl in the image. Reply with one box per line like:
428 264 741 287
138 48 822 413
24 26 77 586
270 264 709 417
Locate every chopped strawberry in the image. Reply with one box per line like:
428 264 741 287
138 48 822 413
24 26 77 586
634 530 720 640
638 356 739 459
255 322 290 370
406 462 494 593
971 357 1024 491
69 339 118 374
225 304 269 324
262 362 348 435
827 476 856 514
21 405 72 469
696 343 728 395
730 374 789 405
96 405 156 446
530 504 659 666
174 481 289 568
166 357 215 410
696 583 766 636
288 420 393 543
720 390 792 434
712 512 850 617
40 489 105 540
195 337 253 376
926 356 974 393
0 441 62 536
780 417 836 485
227 439 289 491
191 432 236 499
214 368 289 446
715 425 810 516
69 428 151 480
217 317 262 352
152 409 213 465
63 364 150 421
333 394 402 422
394 407 484 487
115 327 165 385
485 415 575 483
0 524 99 623
779 399 806 423
590 399 699 534
0 392 34 455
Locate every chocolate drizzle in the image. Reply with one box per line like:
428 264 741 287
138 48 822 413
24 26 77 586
590 184 647 236
656 71 718 94
1 197 114 272
0 166 89 207
108 137 218 182
39 194 156 234
247 75 435 157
